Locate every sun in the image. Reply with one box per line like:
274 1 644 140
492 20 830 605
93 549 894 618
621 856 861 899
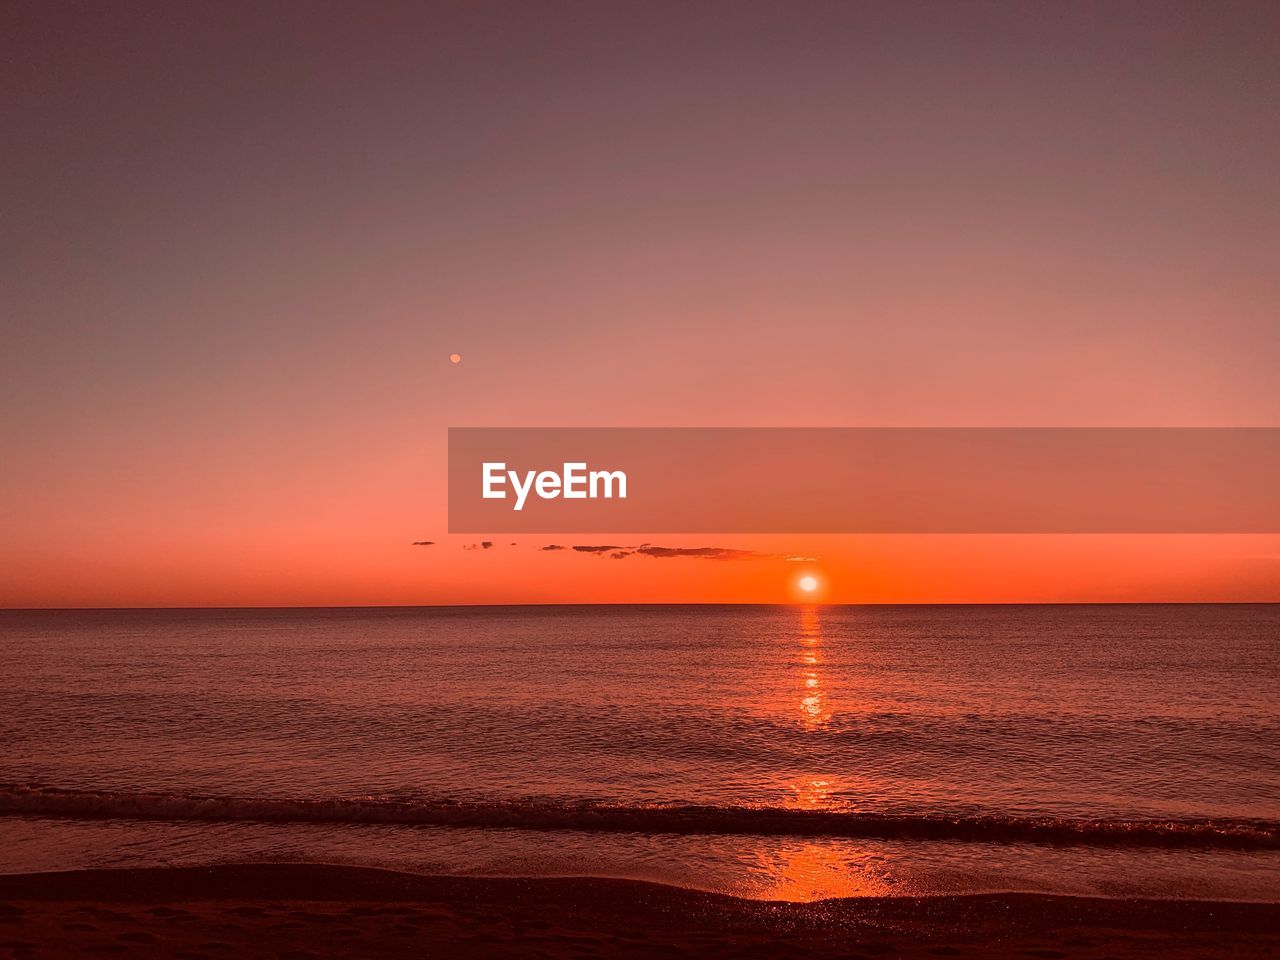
792 572 825 602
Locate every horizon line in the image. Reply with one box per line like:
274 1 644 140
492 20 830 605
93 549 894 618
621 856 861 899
1 600 1277 613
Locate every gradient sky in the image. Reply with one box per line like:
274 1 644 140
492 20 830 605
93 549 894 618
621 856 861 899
3 2 1278 606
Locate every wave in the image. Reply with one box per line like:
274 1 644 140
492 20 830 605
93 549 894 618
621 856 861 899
1 784 1274 850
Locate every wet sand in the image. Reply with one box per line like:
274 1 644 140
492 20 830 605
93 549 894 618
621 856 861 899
0 863 1276 959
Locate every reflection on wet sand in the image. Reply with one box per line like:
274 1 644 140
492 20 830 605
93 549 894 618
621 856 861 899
752 842 895 901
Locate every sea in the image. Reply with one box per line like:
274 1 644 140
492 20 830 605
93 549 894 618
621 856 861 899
1 604 1277 902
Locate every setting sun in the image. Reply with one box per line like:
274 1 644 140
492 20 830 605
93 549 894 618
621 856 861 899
791 571 828 602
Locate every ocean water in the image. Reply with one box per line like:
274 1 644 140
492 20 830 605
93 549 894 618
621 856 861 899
1 604 1277 902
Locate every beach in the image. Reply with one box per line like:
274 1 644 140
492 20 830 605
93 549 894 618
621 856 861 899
3 863 1278 959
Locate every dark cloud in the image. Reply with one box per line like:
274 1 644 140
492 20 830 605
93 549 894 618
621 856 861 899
636 546 758 560
540 543 821 562
549 543 823 562
481 541 494 549
411 541 435 546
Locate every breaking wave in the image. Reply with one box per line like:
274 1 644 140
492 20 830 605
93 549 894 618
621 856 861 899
1 784 1275 850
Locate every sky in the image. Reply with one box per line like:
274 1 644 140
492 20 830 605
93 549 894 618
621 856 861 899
2 2 1278 607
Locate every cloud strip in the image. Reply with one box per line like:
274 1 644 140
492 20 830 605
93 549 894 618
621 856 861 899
544 544 819 562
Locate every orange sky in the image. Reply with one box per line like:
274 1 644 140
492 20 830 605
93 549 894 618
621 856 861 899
2 3 1278 607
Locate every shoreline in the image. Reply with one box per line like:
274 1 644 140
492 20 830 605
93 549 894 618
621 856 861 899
2 863 1277 958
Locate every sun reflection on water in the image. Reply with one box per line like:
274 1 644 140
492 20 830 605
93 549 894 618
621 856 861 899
784 607 844 813
788 776 835 809
797 605 832 730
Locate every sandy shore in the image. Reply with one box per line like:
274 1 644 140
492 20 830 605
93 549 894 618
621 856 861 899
0 863 1276 958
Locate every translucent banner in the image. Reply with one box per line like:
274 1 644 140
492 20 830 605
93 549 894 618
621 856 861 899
448 428 1280 533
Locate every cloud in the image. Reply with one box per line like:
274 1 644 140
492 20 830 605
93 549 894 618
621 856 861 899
411 541 435 546
482 541 494 549
541 543 821 562
635 546 758 560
